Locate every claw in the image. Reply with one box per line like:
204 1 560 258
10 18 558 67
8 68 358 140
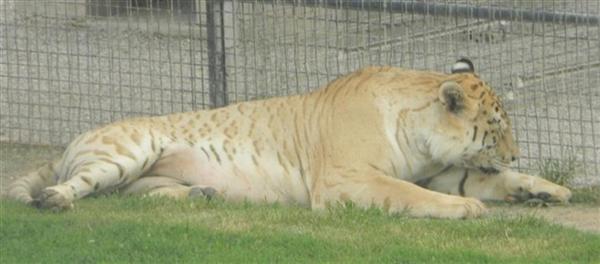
200 187 217 199
30 199 43 209
536 192 552 201
523 198 548 207
510 191 534 202
189 186 218 201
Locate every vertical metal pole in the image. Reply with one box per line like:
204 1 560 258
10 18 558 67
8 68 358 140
206 0 228 108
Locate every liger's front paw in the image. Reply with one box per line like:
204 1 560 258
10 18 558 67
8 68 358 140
454 197 487 219
507 175 572 204
418 195 487 219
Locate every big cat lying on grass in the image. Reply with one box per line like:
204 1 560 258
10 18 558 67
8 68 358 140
7 59 571 218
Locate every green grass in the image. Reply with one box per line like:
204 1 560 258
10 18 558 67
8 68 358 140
571 186 600 204
537 155 578 187
2 197 599 263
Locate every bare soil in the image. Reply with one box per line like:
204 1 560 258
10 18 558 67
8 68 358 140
1 142 598 233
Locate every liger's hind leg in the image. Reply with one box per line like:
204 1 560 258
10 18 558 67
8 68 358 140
33 123 165 210
34 158 144 210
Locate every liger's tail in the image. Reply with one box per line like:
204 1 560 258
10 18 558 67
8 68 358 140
6 161 59 204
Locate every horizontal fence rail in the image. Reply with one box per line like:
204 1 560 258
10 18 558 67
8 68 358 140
293 0 600 25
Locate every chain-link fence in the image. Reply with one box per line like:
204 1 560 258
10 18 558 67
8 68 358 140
1 0 598 186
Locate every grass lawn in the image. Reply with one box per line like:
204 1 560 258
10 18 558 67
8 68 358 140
1 195 599 263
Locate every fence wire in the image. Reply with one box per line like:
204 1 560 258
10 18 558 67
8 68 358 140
1 0 598 186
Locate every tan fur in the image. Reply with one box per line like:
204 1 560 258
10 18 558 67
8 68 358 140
6 66 570 218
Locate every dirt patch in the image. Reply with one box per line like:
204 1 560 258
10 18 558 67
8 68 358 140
1 142 598 233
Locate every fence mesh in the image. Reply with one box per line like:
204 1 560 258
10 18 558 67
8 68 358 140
1 0 598 186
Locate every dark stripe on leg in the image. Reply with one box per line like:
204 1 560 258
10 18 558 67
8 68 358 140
81 175 94 186
481 131 488 146
200 147 210 160
459 170 469 197
209 145 221 164
415 165 453 188
472 126 478 142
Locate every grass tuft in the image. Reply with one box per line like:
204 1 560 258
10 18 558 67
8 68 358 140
535 152 599 205
537 154 578 187
571 186 600 204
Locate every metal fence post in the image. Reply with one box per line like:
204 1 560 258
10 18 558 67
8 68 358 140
206 0 228 108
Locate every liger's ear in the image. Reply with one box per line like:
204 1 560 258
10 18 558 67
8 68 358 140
451 58 475 73
439 81 465 113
